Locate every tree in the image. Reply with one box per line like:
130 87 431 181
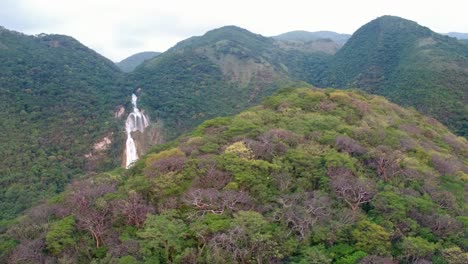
209 211 285 263
144 155 187 178
400 236 437 263
329 167 376 212
113 192 154 228
431 155 465 175
359 255 396 264
370 146 403 181
45 216 76 256
351 220 391 255
371 191 408 221
428 214 462 237
335 135 366 155
137 214 193 262
8 239 48 264
193 156 232 189
245 129 299 161
75 207 110 249
275 191 331 239
224 141 254 160
6 203 54 241
66 180 115 248
183 188 251 215
442 246 468 264
292 245 332 264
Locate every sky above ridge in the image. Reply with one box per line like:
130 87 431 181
1 0 467 61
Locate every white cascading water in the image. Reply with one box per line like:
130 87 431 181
125 93 149 168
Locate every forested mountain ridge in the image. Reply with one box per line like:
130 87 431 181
116 51 161 72
2 87 466 263
445 32 468 40
129 26 331 139
2 14 468 253
273 30 351 45
0 24 332 227
321 16 468 136
0 27 129 225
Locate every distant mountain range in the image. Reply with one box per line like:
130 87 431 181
273 30 351 45
116 51 160 72
129 17 467 137
444 32 468 40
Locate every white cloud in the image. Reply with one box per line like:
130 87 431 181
1 0 467 61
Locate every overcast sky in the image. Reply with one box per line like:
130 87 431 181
1 0 467 61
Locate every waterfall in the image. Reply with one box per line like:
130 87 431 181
125 93 149 168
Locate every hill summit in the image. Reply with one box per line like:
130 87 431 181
323 15 468 136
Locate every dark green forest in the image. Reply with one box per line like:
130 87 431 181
0 28 129 226
130 26 335 139
322 16 468 136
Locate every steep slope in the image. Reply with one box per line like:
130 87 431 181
129 26 331 139
3 87 466 263
322 16 468 136
0 27 128 224
116 51 161 72
273 30 351 45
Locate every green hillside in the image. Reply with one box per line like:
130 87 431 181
0 27 128 225
1 16 468 232
116 51 161 72
130 26 330 139
321 16 468 136
3 87 466 263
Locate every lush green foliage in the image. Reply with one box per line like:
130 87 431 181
127 20 468 138
130 26 331 139
3 88 466 263
0 28 128 225
45 216 76 255
1 19 468 263
320 16 468 136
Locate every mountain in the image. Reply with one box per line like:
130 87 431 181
129 26 331 139
274 37 342 55
445 32 468 40
1 16 468 243
273 30 351 45
3 87 466 263
0 25 325 233
116 51 161 72
321 16 468 137
0 27 129 225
